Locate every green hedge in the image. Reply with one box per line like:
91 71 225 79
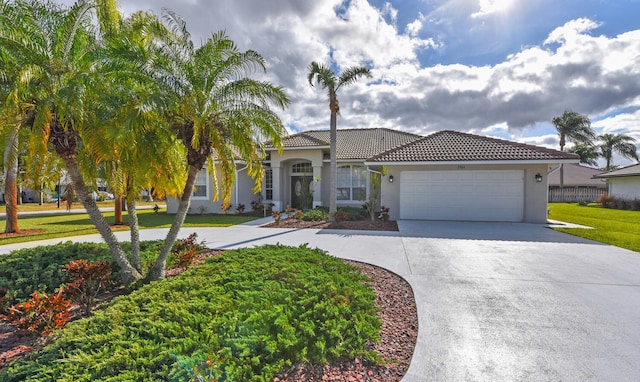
0 241 163 304
1 245 380 381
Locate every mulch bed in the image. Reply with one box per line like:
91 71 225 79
263 218 398 231
0 229 45 238
1 250 417 381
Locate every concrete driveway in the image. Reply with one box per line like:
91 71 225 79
1 218 639 381
398 220 640 382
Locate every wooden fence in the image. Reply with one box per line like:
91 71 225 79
548 186 607 202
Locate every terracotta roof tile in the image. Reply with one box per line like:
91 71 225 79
369 130 579 162
273 128 421 160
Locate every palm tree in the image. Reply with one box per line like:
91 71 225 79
552 110 595 201
597 133 639 171
568 143 599 167
307 61 371 220
136 12 289 281
0 0 144 285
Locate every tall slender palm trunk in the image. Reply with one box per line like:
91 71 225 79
328 93 338 222
3 127 20 233
127 197 142 273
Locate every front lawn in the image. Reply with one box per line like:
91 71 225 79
0 244 381 381
0 209 257 245
548 203 640 253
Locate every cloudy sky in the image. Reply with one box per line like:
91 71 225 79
66 0 640 167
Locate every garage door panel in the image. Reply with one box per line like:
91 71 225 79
400 170 524 222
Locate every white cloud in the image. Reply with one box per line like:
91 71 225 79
471 0 514 18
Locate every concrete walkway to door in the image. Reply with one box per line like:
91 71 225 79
1 219 640 381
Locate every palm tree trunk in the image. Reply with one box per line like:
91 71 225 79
328 98 338 222
127 197 142 273
3 127 19 233
146 164 199 281
62 156 142 286
114 195 123 225
559 164 565 202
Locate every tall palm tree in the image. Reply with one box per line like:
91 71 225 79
0 0 145 285
552 110 595 201
568 143 599 167
597 133 639 171
307 61 371 220
136 12 289 281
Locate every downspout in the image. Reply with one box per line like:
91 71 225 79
235 163 249 209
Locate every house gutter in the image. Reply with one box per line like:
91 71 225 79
364 159 580 166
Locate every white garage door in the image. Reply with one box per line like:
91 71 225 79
400 170 524 222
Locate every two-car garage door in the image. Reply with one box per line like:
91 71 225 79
399 170 524 222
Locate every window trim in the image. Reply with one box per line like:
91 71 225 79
337 164 368 202
192 168 209 200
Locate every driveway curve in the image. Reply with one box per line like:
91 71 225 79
2 218 640 381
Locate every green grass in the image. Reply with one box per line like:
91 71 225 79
0 244 381 381
0 200 158 213
548 203 640 252
0 209 257 245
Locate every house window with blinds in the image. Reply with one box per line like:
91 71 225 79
337 165 367 201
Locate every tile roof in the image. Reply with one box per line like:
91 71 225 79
548 164 606 186
368 130 579 163
593 163 640 178
271 128 422 160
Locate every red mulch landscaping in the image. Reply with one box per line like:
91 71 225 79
263 218 398 231
0 229 45 238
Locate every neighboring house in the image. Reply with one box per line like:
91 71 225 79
593 163 640 200
167 128 578 223
548 163 607 202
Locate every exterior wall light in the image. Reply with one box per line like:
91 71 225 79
388 175 394 183
535 173 543 182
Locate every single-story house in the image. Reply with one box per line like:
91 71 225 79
548 163 606 202
167 128 579 223
593 163 640 200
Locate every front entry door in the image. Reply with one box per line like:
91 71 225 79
291 176 313 210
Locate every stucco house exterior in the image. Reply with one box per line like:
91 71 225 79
593 163 640 200
548 163 606 202
167 128 579 223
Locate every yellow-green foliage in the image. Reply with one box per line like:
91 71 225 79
1 245 381 381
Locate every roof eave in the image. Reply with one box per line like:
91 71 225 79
364 159 580 166
266 145 330 151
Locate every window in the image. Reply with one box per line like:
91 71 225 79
265 169 273 200
192 169 208 198
337 165 367 201
292 162 312 174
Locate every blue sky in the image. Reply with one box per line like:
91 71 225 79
60 0 640 167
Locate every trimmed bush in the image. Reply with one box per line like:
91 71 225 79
0 245 380 382
302 209 328 221
0 241 162 306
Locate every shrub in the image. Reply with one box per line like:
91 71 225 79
379 206 390 221
578 200 588 206
302 209 328 221
293 209 304 222
272 210 282 225
0 245 380 381
0 287 9 314
171 233 207 269
599 194 614 208
236 203 245 214
338 206 367 221
0 241 162 307
62 260 114 316
4 289 72 337
332 210 349 222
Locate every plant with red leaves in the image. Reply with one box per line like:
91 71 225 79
171 233 206 269
4 289 72 336
62 260 114 316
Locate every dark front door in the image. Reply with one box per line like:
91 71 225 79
291 176 313 210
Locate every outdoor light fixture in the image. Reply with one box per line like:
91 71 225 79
388 175 394 183
535 173 543 182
